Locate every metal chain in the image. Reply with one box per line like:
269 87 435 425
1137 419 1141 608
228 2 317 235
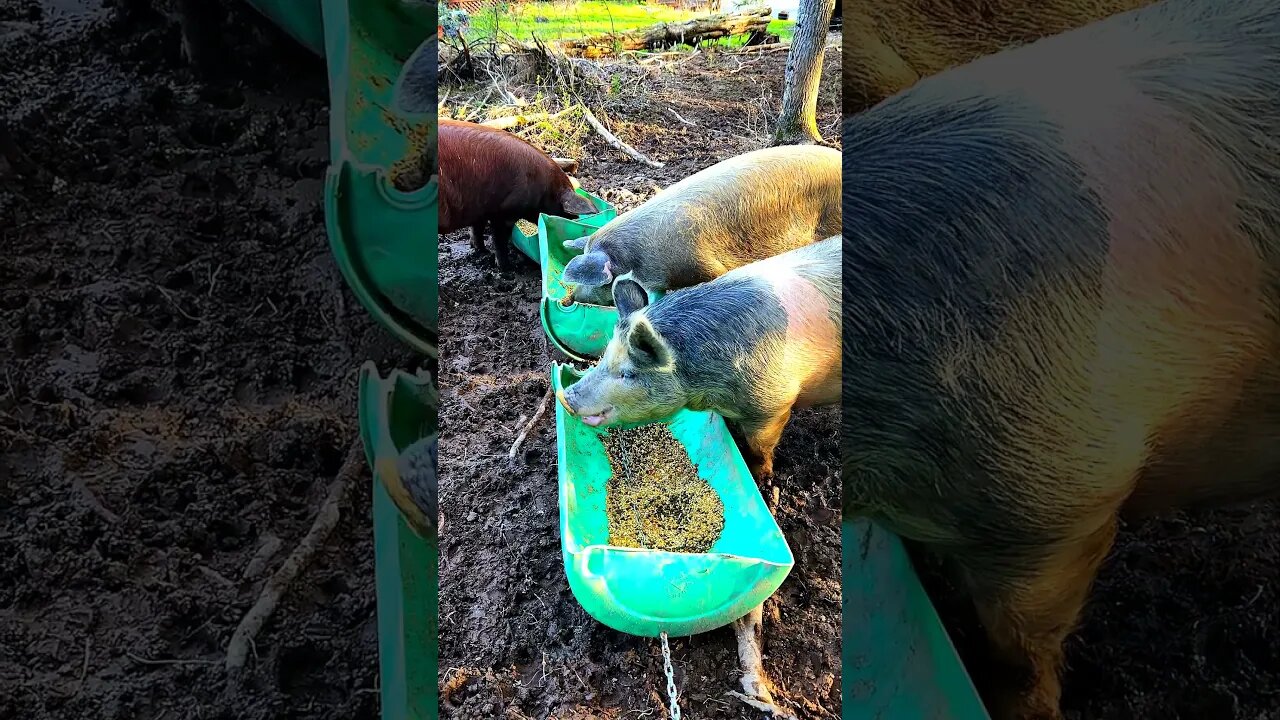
618 432 676 717
660 631 681 720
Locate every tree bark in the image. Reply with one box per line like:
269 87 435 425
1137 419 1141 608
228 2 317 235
772 0 835 145
557 6 773 58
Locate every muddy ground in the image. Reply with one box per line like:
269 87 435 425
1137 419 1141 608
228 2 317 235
436 41 844 720
923 503 1280 720
2 2 426 719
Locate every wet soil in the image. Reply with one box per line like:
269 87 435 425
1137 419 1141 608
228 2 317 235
922 503 1280 720
2 2 424 718
437 42 843 720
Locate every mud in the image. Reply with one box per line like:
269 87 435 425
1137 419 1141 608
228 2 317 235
602 424 723 554
920 504 1280 720
437 42 844 719
2 2 425 719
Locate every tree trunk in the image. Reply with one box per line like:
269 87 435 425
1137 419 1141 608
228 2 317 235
772 0 835 145
557 6 773 58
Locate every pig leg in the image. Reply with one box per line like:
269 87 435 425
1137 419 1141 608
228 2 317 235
469 223 488 255
738 409 792 480
727 413 798 718
729 603 797 720
491 219 516 272
961 518 1119 720
174 0 221 76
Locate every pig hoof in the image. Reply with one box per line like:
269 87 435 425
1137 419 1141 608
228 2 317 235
727 690 797 720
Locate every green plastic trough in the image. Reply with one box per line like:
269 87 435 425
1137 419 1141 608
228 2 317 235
320 0 439 358
538 216 663 362
844 520 991 719
245 0 440 356
509 189 616 262
358 362 439 720
552 363 793 637
246 2 439 718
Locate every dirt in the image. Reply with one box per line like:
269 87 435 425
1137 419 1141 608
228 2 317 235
2 2 426 719
601 424 724 554
919 503 1280 720
437 41 843 720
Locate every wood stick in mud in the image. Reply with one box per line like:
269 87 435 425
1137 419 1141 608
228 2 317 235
557 6 773 57
224 438 363 671
509 386 553 460
581 107 664 168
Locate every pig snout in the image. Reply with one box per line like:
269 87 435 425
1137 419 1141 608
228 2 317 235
560 381 615 427
561 252 614 304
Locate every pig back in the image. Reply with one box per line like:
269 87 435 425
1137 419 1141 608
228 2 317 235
765 236 842 408
842 0 1280 540
593 145 842 290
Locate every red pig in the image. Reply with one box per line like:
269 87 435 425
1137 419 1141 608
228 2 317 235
438 118 596 271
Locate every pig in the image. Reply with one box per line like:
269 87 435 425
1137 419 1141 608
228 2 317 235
561 235 840 480
842 0 1280 718
844 0 1152 114
559 145 841 306
561 236 839 718
438 118 597 271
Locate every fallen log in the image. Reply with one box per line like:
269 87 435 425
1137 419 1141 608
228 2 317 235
558 6 772 58
479 107 574 130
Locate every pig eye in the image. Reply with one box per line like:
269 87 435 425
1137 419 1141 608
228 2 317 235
620 369 635 380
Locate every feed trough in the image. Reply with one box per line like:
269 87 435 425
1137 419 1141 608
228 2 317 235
321 0 439 357
552 363 793 637
509 188 615 262
357 361 438 720
538 215 662 361
844 519 991 719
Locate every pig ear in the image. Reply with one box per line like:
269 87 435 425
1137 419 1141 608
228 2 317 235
626 317 673 370
393 36 438 115
612 278 649 319
562 251 613 287
560 189 598 218
563 235 590 252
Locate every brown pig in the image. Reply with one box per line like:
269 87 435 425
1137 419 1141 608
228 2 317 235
439 118 596 271
843 0 1280 718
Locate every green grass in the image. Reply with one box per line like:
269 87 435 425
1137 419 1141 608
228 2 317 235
463 1 794 47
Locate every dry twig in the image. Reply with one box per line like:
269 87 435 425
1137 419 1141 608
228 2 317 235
224 438 363 671
241 533 283 581
508 386 553 460
581 106 664 168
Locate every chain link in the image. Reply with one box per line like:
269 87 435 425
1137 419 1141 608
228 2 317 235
660 631 681 719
